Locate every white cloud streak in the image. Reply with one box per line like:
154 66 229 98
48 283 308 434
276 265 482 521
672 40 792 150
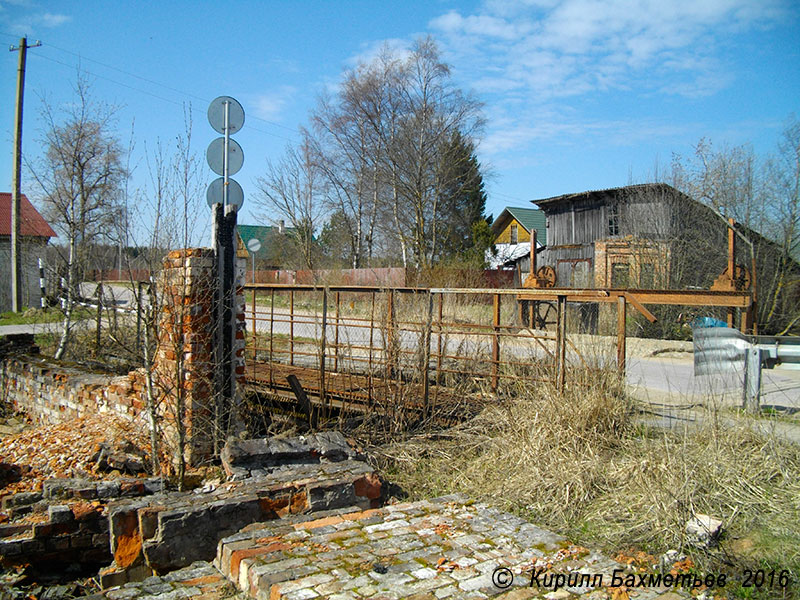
428 0 788 157
40 12 70 27
251 86 298 122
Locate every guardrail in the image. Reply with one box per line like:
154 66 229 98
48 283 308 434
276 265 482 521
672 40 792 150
693 327 800 412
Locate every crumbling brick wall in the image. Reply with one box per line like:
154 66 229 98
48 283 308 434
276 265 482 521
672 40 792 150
0 355 146 424
0 247 246 465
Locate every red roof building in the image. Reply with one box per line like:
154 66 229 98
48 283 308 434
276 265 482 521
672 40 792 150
0 193 57 239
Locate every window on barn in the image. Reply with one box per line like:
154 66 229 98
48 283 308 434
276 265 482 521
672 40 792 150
608 203 620 236
510 224 518 244
611 262 630 288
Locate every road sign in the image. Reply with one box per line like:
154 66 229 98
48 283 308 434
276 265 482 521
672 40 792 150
247 238 262 253
206 177 244 211
206 137 244 176
207 96 245 134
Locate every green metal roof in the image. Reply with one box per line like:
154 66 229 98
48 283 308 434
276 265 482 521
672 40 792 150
493 207 547 245
238 224 291 259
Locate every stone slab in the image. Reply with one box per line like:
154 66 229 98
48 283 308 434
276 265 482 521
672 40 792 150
101 561 245 600
220 432 364 479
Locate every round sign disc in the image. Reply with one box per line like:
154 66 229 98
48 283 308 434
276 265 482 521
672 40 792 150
206 137 244 176
206 177 244 211
207 96 245 134
247 238 262 253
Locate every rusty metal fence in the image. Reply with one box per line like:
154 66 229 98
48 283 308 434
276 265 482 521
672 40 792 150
242 284 610 421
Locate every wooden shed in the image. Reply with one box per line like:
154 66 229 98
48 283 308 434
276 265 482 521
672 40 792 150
532 183 704 289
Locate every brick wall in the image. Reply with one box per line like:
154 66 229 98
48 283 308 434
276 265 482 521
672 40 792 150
1 247 246 465
0 352 146 425
594 237 670 288
153 248 245 462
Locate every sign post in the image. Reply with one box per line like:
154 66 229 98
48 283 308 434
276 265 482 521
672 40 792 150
206 96 245 453
247 238 261 286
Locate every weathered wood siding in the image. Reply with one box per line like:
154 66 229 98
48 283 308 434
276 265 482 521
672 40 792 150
544 197 607 246
537 187 687 288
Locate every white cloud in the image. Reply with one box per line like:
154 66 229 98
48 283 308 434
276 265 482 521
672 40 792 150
251 86 297 122
345 37 413 68
429 11 531 40
0 3 72 34
40 12 70 27
426 0 788 157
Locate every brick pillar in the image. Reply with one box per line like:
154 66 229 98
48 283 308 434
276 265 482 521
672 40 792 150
154 248 245 466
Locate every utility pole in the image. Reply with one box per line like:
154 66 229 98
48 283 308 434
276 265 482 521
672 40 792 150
9 36 41 312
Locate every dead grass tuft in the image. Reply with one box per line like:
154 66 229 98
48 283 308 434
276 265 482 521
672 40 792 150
376 373 800 580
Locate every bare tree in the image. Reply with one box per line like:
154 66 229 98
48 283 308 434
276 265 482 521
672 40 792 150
660 122 800 334
306 37 485 270
253 137 325 270
120 108 207 483
762 116 800 332
30 76 126 359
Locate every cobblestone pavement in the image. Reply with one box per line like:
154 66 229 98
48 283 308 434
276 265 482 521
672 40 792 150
102 561 245 600
211 494 691 600
95 496 697 600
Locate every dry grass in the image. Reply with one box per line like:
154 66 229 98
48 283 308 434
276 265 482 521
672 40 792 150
375 371 800 587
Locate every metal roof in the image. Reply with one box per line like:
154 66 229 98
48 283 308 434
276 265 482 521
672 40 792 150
238 223 294 258
491 207 547 245
531 183 679 207
0 193 57 238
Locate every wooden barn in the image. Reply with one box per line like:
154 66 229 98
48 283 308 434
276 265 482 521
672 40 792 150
531 183 725 290
519 183 800 335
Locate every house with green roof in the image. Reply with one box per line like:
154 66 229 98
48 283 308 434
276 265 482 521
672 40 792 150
487 207 546 270
238 222 295 268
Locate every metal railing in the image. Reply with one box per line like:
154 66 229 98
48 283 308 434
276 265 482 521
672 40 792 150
242 284 610 419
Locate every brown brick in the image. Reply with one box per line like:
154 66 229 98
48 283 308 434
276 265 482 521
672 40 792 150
294 515 344 531
112 511 142 569
354 473 383 501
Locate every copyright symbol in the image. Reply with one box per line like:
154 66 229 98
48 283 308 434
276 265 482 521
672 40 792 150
492 566 514 589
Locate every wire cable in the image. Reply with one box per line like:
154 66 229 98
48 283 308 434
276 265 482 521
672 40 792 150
39 43 297 133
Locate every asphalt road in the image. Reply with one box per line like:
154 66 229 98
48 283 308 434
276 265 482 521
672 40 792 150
627 354 800 411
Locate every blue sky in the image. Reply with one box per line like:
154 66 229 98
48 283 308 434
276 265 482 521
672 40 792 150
1 0 798 237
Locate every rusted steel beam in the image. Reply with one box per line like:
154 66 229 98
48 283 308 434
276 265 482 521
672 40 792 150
556 295 567 393
492 293 501 391
516 289 751 308
251 288 257 380
623 292 657 323
269 288 275 386
422 293 433 416
728 217 735 278
244 283 428 294
287 374 317 429
319 288 327 414
334 291 340 373
289 289 295 366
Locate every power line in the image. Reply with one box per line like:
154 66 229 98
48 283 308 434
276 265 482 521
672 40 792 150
30 52 298 143
490 190 529 203
40 42 300 136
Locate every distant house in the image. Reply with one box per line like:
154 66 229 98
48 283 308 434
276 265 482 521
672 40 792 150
0 193 57 311
487 207 547 271
238 221 295 268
